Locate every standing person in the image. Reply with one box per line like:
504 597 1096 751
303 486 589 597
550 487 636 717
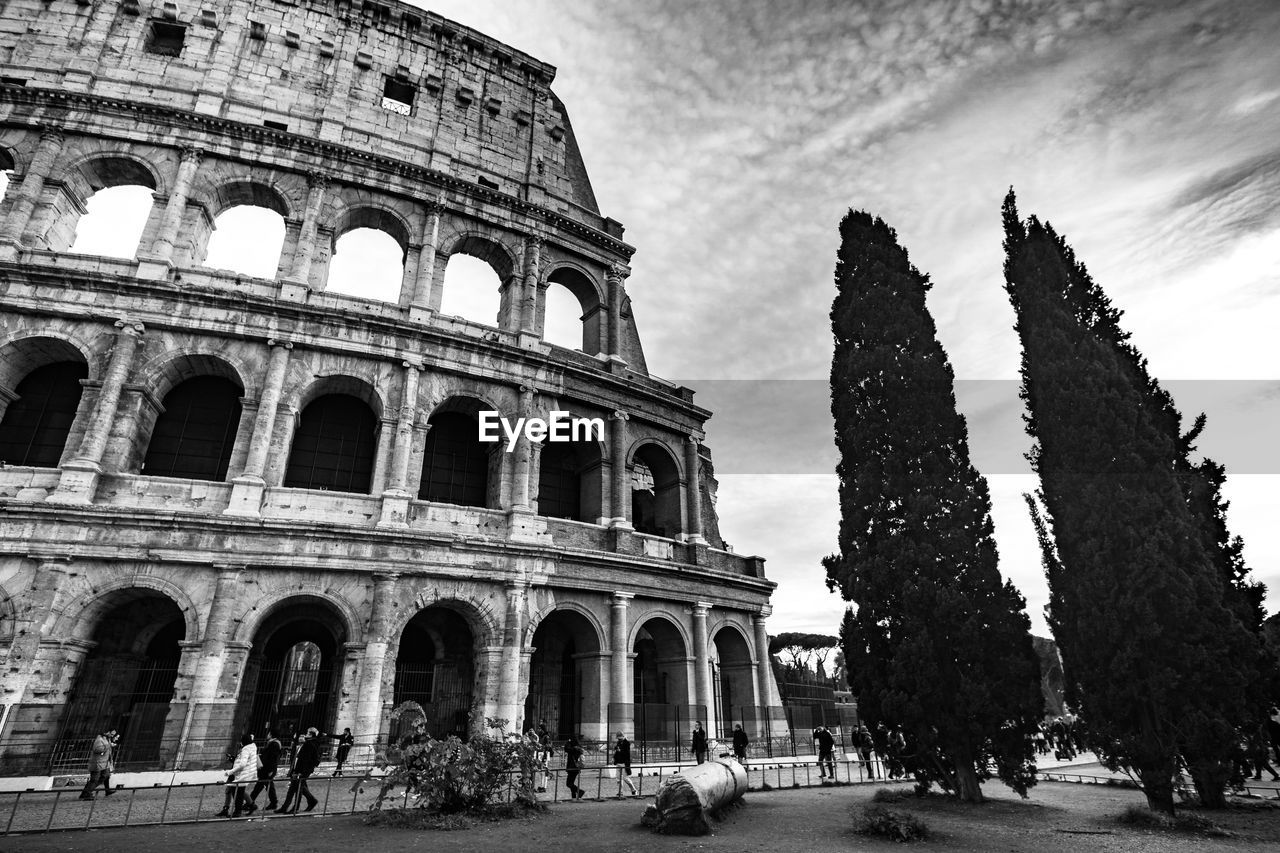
281 727 321 814
815 725 836 779
887 727 907 779
78 729 118 800
691 722 708 764
248 728 282 812
857 725 877 779
732 723 749 762
333 728 354 777
526 726 549 793
564 736 586 800
217 733 258 817
612 732 638 797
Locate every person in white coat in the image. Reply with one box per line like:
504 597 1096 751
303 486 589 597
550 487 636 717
217 733 258 817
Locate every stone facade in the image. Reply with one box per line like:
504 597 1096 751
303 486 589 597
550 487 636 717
0 0 782 772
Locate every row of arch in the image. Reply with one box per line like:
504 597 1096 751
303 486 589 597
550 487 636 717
15 581 757 765
0 334 689 535
0 145 608 352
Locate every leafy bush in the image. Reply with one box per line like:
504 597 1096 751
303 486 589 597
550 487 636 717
872 787 910 804
356 704 541 816
853 805 929 842
1117 805 1232 837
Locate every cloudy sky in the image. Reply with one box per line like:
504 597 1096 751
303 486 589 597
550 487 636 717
8 1 1275 639
410 0 1280 637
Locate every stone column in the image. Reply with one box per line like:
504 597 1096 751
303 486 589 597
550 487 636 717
284 172 329 287
753 607 780 710
609 593 632 728
496 581 527 729
379 361 422 526
0 129 63 259
48 320 143 504
0 557 71 710
409 198 444 315
684 436 705 543
147 146 202 262
519 234 541 334
353 573 399 739
174 566 243 765
511 385 535 511
609 410 630 527
226 340 292 516
605 263 629 364
692 602 713 728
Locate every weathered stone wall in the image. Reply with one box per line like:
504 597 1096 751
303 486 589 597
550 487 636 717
0 0 785 774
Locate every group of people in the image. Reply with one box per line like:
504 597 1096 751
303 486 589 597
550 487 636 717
217 725 344 817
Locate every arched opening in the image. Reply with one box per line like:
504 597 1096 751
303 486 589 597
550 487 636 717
0 361 87 466
526 609 604 741
419 399 499 507
0 148 13 203
141 375 243 481
544 268 602 353
234 598 348 742
631 444 683 538
67 185 154 259
203 204 287 278
536 438 603 522
284 393 378 493
438 237 511 327
712 627 755 741
632 618 693 757
393 606 476 741
55 156 158 257
58 590 185 770
327 228 404 302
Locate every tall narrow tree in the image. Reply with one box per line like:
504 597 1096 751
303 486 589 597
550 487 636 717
1002 191 1257 813
824 210 1042 803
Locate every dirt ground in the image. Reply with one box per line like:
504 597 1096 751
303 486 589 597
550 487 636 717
3 781 1279 853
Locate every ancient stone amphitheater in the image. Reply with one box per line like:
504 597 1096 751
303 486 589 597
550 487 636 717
0 0 782 772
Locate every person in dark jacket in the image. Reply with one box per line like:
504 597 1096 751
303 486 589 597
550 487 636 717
815 726 837 778
333 728 354 777
247 728 282 812
564 736 586 800
732 723 749 762
612 732 637 796
691 722 708 764
281 727 321 813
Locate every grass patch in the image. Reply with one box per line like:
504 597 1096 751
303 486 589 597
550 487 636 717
365 801 547 830
1117 804 1233 838
854 805 929 843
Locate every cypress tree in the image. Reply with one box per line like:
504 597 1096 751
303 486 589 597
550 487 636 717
823 210 1043 803
1001 191 1257 812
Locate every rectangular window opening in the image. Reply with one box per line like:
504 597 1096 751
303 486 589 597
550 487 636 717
382 77 415 115
477 176 500 191
263 119 288 131
145 20 187 57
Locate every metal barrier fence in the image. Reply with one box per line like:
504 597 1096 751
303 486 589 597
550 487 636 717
0 756 895 835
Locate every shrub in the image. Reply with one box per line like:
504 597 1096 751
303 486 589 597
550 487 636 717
854 805 929 842
356 705 541 816
872 787 909 804
1117 805 1232 838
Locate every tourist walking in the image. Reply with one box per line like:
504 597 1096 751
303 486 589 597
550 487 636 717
564 736 586 800
280 727 321 813
248 728 282 812
815 725 836 778
857 725 877 779
691 722 708 764
612 732 638 796
217 733 258 817
732 723 749 762
78 729 118 800
333 727 354 776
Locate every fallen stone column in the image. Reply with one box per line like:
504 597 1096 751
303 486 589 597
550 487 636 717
643 758 748 835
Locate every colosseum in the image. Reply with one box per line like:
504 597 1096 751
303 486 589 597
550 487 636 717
0 0 783 772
